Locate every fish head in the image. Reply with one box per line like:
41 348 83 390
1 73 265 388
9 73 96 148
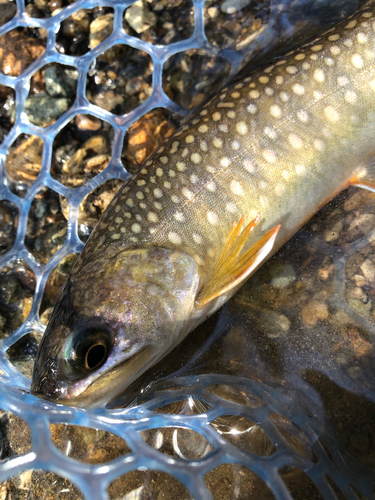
31 246 200 408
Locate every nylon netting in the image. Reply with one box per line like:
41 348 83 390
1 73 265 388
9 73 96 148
0 0 374 499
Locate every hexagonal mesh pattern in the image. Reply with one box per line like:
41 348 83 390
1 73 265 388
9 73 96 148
1 0 375 499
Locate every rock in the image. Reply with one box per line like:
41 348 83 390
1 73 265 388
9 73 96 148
24 94 70 127
301 300 328 327
89 13 127 63
348 299 372 318
0 1 16 26
61 9 91 38
5 135 43 188
0 30 45 76
348 213 375 238
44 65 78 97
75 114 102 131
220 0 251 14
125 0 157 34
360 259 375 284
270 263 296 289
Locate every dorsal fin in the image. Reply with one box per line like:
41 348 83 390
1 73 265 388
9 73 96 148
196 215 280 307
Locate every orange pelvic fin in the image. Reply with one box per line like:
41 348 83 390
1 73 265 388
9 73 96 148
196 215 280 308
351 157 375 192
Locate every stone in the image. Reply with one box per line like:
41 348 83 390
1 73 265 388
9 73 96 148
44 65 78 97
270 263 296 289
75 114 102 131
24 95 70 127
221 0 251 14
0 30 45 76
348 213 375 238
61 9 91 38
301 300 328 327
360 259 375 284
5 135 43 188
348 299 372 318
0 1 16 26
125 0 157 34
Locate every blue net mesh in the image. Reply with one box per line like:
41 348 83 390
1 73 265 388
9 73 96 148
1 0 375 498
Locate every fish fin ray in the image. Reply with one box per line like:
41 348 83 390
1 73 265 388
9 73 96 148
352 157 375 192
196 218 280 308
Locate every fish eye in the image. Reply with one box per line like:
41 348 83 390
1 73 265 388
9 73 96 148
84 342 107 371
64 327 112 374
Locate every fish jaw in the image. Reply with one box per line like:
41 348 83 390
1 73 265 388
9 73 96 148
31 246 200 408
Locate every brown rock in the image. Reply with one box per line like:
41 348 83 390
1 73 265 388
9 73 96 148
5 135 44 187
301 300 328 327
0 30 45 76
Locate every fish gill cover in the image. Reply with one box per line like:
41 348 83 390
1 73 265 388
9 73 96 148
0 0 375 498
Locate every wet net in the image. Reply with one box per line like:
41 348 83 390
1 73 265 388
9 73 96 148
0 0 375 498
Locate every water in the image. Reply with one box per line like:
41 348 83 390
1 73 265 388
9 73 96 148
0 0 374 498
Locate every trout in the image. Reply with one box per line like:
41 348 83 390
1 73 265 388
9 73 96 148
31 5 375 408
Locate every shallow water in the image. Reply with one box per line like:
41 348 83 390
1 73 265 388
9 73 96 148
0 0 375 499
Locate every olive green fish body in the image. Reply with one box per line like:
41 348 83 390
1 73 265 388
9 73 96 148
32 5 375 407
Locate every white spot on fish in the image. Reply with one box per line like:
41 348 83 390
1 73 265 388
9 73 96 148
279 91 289 102
270 105 282 118
230 180 244 196
220 157 231 167
131 223 141 234
136 192 144 199
292 84 305 95
259 76 269 84
286 65 298 74
111 233 121 240
263 150 276 163
168 232 182 245
296 164 306 175
185 135 195 144
219 124 228 133
275 184 286 196
126 199 134 207
314 69 325 83
191 153 202 164
182 187 193 199
147 212 158 223
154 202 162 209
275 75 284 85
160 156 168 164
243 159 255 173
289 133 303 149
193 233 202 244
324 106 340 122
199 124 208 133
311 44 323 52
153 188 163 198
171 195 179 203
328 34 340 41
206 181 216 191
231 140 240 150
226 202 237 213
236 121 248 135
247 105 257 114
351 54 364 68
294 53 305 60
330 46 340 56
345 19 357 29
357 32 368 44
249 89 260 99
177 162 186 171
345 90 357 103
213 138 223 148
314 139 325 151
264 126 277 139
207 211 219 224
200 141 208 152
297 110 309 122
212 112 221 121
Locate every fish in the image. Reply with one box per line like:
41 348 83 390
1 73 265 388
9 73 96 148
31 4 375 408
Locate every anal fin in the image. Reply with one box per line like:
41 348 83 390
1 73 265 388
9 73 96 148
196 215 280 307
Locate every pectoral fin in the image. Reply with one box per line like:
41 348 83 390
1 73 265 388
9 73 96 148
196 216 280 307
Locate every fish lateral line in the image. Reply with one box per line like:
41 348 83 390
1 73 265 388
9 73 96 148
196 215 280 307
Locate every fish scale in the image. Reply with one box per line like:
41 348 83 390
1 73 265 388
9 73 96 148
31 4 375 408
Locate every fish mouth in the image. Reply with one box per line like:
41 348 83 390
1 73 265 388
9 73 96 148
31 345 155 409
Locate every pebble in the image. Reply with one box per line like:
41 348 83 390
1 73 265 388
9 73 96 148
301 300 328 327
0 30 45 76
348 299 372 318
24 95 70 127
90 13 126 63
0 1 17 26
44 65 78 97
75 114 102 131
124 0 157 34
61 9 91 38
348 213 375 238
270 263 296 289
220 0 251 14
360 259 375 284
5 135 43 189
